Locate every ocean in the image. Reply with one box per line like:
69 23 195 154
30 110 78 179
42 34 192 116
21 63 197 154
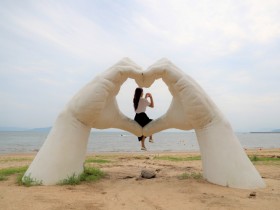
0 131 279 154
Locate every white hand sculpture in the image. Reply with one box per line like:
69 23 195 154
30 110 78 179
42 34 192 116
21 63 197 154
23 58 265 189
23 58 143 185
142 58 265 189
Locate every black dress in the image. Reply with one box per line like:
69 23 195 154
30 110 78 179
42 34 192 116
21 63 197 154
134 112 152 141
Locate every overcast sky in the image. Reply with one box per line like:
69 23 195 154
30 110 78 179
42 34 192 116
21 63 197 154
0 0 279 132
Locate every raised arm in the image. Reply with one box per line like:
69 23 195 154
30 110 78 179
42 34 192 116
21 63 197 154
145 93 154 108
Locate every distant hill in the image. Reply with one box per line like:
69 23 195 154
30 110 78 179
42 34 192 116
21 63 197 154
0 126 51 132
28 127 52 132
251 128 280 133
0 127 28 131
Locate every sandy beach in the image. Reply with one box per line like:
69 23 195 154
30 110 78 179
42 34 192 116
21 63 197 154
0 149 279 210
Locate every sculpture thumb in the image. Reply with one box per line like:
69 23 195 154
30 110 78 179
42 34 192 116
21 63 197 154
143 114 170 136
111 111 143 137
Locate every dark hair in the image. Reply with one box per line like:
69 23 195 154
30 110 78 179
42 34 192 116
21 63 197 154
133 87 143 111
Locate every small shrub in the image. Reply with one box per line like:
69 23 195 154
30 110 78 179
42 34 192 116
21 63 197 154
59 174 81 185
80 167 105 182
18 174 42 187
0 175 7 181
59 167 106 185
178 172 203 180
251 155 259 161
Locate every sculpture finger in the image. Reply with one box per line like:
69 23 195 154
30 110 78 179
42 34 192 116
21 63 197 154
94 110 142 136
143 98 194 136
103 58 143 88
118 57 143 80
113 57 142 70
141 58 183 89
89 97 142 136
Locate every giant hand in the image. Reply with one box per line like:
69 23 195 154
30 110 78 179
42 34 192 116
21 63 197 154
142 58 265 189
68 58 143 133
23 58 143 185
141 58 221 133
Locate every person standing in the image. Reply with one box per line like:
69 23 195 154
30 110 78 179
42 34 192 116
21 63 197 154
133 87 154 151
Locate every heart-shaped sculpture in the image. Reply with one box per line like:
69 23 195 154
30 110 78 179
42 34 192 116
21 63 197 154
23 58 265 189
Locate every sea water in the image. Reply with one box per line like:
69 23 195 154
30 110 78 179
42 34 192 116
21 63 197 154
0 131 279 154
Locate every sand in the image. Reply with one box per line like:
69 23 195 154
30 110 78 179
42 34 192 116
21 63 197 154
0 149 279 210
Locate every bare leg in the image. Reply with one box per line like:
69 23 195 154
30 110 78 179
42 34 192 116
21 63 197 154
141 136 146 150
149 135 154 143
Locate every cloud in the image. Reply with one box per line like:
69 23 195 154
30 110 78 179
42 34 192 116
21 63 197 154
131 0 280 58
217 92 280 131
0 0 279 131
0 1 128 66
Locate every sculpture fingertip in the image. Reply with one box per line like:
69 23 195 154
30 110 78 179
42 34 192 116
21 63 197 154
156 57 171 64
118 57 139 67
121 57 132 62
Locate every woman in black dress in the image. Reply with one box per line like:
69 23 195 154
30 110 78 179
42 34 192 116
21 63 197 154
133 87 154 151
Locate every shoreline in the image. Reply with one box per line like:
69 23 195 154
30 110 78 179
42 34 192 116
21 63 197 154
0 148 279 158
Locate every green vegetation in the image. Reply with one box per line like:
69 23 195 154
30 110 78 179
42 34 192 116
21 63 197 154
178 172 203 180
249 155 280 165
85 158 110 164
0 166 41 186
0 164 105 186
0 157 33 163
0 175 7 181
249 155 280 162
58 174 81 185
58 167 106 185
80 167 106 182
17 174 42 187
155 156 201 161
0 166 28 181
